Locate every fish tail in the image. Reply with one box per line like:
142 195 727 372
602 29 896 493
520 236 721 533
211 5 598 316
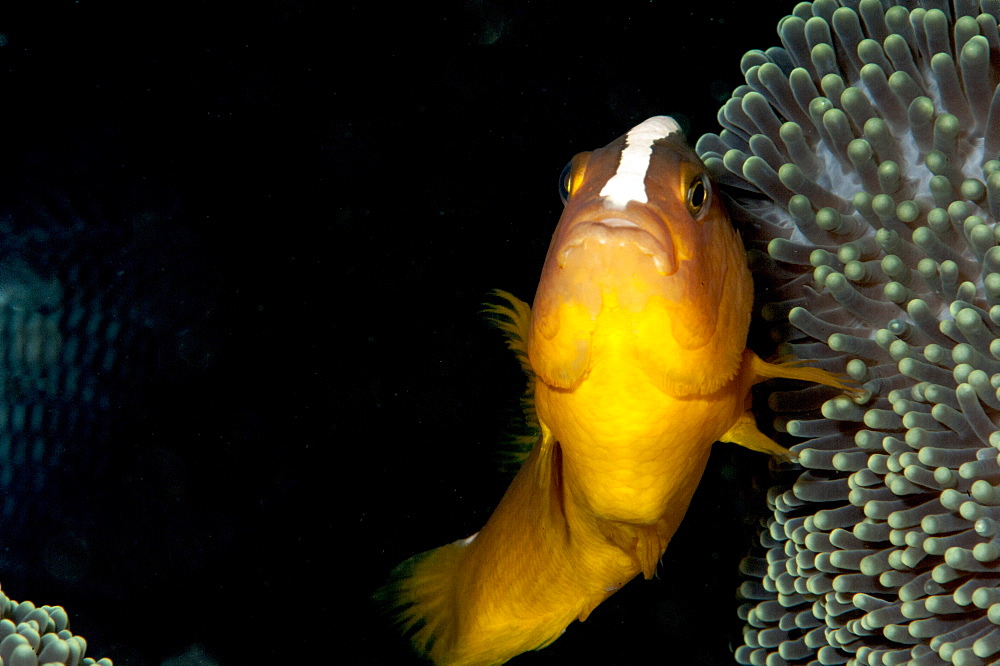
376 538 470 663
378 441 615 665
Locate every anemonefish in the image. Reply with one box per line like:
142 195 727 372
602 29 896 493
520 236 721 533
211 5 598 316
380 116 851 665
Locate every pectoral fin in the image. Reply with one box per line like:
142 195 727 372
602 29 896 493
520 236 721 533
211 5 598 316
597 520 665 581
720 411 796 462
750 353 858 393
482 289 534 377
530 418 569 536
535 421 558 490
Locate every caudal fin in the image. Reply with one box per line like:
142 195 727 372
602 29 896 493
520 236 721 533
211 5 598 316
376 538 469 663
376 437 593 665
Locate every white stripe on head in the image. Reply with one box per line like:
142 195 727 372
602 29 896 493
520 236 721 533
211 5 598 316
598 116 680 209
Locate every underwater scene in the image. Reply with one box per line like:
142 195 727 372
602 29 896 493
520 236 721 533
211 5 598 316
7 0 1000 665
358 1 801 664
359 0 1000 664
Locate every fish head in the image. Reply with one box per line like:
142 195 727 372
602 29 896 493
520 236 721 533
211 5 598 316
529 116 753 395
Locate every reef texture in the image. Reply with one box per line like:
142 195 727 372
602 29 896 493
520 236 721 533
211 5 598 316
695 0 1000 664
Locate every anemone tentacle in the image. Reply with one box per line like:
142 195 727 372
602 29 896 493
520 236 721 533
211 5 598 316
696 1 1000 664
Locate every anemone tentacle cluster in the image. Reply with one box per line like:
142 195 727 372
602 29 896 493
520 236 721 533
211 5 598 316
694 0 1000 663
0 586 109 666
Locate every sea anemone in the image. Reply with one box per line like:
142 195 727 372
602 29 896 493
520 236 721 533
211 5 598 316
0 586 109 666
694 0 1000 663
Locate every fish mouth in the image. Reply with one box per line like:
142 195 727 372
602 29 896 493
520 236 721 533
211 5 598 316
555 217 676 275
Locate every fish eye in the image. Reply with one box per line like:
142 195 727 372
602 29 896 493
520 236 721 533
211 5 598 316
558 160 573 204
558 152 591 205
686 174 710 218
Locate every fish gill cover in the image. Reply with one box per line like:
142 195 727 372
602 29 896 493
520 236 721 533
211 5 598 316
695 0 1000 663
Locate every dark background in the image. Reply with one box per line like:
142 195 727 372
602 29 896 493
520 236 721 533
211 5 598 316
1 1 798 664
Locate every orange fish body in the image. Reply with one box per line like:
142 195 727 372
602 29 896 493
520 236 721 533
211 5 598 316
383 117 849 665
